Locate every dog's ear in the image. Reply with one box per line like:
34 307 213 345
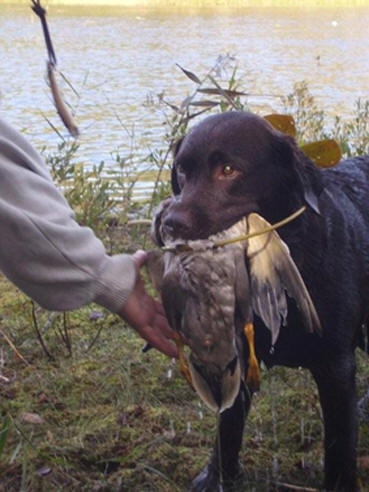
150 197 173 247
294 147 323 215
273 133 323 215
298 170 322 215
171 137 184 195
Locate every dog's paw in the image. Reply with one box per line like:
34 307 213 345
188 463 221 492
188 461 242 492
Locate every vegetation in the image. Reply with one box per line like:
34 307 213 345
0 65 368 491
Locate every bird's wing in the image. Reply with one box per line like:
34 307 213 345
146 251 187 336
247 213 321 345
234 249 253 323
160 261 187 334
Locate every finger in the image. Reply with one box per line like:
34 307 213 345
153 299 167 317
154 311 177 340
138 292 174 339
132 250 148 268
137 324 178 358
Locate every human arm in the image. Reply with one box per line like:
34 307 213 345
0 116 135 312
0 117 177 356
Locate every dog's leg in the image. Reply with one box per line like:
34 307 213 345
312 354 359 491
189 385 251 491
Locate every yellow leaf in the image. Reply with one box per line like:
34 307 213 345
264 114 296 137
300 139 342 168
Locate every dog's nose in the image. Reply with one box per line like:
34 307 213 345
163 212 190 239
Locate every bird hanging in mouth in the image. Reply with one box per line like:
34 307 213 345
147 198 321 413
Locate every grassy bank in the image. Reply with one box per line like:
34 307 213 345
0 69 369 490
1 278 369 490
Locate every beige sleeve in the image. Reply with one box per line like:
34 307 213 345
0 117 136 312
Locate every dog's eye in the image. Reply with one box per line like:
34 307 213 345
222 165 234 176
213 164 241 180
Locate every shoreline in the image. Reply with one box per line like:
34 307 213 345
1 0 369 7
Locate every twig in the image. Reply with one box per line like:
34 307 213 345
31 0 57 65
54 312 71 356
208 74 239 110
58 70 80 99
32 0 79 137
0 327 30 366
31 301 55 361
8 413 37 448
275 482 318 492
87 324 104 352
41 312 59 334
148 60 223 218
41 112 65 142
0 373 16 384
63 313 72 356
214 206 306 247
163 206 306 252
126 219 152 226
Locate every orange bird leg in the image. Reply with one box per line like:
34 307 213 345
244 323 261 391
173 332 195 391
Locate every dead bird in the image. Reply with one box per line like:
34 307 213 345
147 198 321 414
31 0 79 138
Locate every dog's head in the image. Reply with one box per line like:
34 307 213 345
164 111 322 240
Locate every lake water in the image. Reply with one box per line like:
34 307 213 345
0 4 368 196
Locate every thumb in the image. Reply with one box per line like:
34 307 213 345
132 249 148 268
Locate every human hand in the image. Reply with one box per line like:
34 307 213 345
117 250 178 358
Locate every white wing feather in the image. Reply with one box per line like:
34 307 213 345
247 213 321 345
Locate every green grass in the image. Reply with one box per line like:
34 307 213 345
0 275 368 491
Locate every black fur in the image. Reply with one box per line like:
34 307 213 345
163 112 369 491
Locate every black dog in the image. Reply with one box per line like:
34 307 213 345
162 111 369 491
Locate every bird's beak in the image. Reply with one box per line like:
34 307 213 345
188 356 241 413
